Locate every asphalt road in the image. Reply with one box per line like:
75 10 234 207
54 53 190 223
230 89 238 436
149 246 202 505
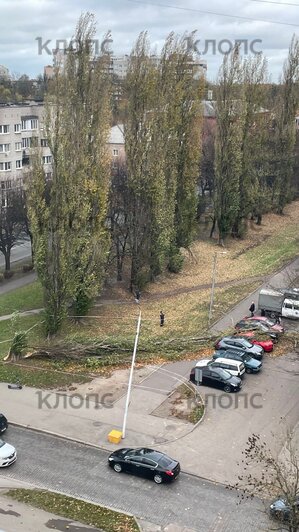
0 240 31 268
0 426 273 532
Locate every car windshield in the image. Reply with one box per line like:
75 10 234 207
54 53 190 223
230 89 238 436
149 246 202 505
241 339 253 348
216 368 231 380
242 354 251 361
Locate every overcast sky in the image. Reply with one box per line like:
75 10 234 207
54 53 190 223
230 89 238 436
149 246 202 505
1 0 298 82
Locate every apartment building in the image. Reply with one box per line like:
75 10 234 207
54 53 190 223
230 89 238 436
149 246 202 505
0 102 52 194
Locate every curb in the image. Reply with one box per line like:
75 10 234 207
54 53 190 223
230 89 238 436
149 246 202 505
10 422 229 487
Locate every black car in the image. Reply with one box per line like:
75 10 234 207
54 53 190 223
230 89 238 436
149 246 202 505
0 414 8 434
213 349 262 374
270 496 299 522
190 365 242 392
108 447 180 484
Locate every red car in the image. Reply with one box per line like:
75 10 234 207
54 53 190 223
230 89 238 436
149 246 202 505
237 316 284 334
234 331 273 352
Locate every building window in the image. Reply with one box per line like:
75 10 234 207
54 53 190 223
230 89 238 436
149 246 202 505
16 160 22 169
15 142 22 151
45 172 52 180
22 136 38 149
0 162 11 171
14 124 21 133
0 125 9 134
43 155 52 164
113 149 119 156
41 138 48 147
21 118 38 131
0 144 10 153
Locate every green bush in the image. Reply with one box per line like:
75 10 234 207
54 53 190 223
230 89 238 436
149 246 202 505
136 268 150 291
167 249 184 273
4 270 14 279
22 264 34 273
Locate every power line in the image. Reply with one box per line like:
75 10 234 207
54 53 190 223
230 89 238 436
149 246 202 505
128 0 299 27
250 0 299 6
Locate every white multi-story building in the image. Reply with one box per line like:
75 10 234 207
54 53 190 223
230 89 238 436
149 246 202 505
0 102 52 196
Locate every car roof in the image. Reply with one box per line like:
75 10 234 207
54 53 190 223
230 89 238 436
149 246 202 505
195 358 212 367
215 349 245 356
213 357 242 365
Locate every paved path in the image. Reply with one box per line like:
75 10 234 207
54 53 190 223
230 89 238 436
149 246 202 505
211 256 299 332
1 426 272 532
0 272 37 296
0 240 31 269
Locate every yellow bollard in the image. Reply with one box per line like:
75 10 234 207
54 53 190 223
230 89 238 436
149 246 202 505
108 430 122 444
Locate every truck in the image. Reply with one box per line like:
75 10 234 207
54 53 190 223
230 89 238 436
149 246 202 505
258 288 299 320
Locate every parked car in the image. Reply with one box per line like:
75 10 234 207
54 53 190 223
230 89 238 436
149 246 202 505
270 495 299 522
194 357 245 378
238 316 284 334
215 336 264 360
0 414 8 434
0 440 17 467
234 331 274 352
108 447 180 484
235 320 278 342
190 364 242 392
213 349 262 374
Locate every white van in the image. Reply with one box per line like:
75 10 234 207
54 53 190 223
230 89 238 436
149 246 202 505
210 358 245 378
195 357 245 378
281 299 299 319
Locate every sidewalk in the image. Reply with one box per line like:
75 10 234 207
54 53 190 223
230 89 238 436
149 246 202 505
211 256 299 332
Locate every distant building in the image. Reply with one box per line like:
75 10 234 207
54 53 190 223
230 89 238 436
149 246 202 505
44 65 54 79
0 102 52 196
0 65 10 80
109 124 125 172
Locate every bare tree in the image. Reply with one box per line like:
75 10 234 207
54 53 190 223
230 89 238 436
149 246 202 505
233 431 299 532
0 187 26 271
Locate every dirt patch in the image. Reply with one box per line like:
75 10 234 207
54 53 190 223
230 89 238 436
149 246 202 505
151 383 204 424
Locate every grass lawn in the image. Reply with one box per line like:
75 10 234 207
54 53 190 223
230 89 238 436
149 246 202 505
0 200 298 388
6 489 139 532
0 281 43 316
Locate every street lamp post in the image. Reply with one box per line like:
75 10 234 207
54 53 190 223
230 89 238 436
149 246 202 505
122 309 142 439
208 251 227 328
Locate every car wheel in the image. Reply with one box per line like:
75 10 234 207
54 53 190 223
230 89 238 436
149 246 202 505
245 367 252 374
113 463 122 473
223 385 231 393
154 474 163 484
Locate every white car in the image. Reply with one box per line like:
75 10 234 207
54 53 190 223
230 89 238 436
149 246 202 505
0 439 17 467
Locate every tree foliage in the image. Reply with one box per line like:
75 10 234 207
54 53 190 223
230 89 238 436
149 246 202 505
27 13 111 334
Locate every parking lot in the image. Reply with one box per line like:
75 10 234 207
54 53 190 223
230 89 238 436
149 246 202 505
143 350 299 484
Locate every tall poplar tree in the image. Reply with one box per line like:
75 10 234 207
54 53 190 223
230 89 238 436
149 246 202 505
27 13 111 334
214 46 245 243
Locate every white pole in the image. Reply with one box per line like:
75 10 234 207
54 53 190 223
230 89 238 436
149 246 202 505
122 310 142 439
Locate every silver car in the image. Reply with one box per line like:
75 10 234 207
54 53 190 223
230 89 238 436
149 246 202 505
215 336 264 360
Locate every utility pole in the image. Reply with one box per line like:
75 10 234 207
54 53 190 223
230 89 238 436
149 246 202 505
122 309 142 439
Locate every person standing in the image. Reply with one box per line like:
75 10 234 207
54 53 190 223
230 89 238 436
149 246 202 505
135 289 140 304
249 301 255 317
160 310 165 326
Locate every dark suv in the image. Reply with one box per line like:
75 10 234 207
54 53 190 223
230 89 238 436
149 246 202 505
213 349 262 374
0 414 8 434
